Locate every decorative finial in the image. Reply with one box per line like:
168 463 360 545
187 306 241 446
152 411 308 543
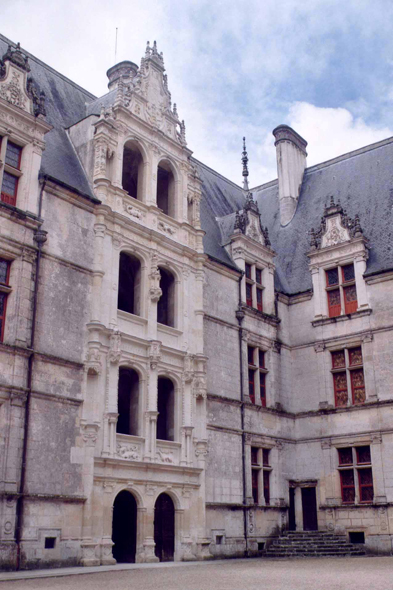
145 41 151 57
242 136 249 191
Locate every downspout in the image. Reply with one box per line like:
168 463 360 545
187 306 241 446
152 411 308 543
235 273 248 557
15 179 47 570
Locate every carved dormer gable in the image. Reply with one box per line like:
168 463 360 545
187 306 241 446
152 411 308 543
0 43 46 118
114 41 186 146
309 196 364 251
233 192 271 248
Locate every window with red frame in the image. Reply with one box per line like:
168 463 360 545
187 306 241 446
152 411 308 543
251 447 271 505
248 346 268 406
256 268 263 312
331 347 365 407
0 259 11 342
1 141 22 206
337 446 373 504
325 263 357 318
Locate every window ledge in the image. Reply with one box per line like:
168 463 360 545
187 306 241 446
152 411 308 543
156 439 182 448
312 307 372 327
242 304 280 326
157 323 182 337
117 309 147 326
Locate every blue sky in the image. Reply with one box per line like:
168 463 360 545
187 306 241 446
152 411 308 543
3 0 393 185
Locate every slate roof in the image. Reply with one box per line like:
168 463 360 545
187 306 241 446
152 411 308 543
2 34 393 294
0 34 98 201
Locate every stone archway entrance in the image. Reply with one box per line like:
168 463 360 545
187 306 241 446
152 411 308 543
154 493 175 561
112 490 137 563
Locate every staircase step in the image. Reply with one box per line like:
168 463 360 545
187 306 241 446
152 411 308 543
264 531 366 559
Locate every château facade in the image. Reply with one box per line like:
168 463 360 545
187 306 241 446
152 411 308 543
0 33 393 569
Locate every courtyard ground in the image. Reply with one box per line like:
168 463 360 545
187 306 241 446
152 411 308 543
1 556 393 590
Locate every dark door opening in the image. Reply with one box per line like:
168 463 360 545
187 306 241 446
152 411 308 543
154 493 175 561
288 487 296 531
301 486 318 531
112 490 137 563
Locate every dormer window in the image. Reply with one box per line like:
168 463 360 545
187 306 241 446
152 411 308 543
1 138 23 206
244 263 263 312
326 263 357 318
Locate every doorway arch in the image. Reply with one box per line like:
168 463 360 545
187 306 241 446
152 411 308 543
112 490 137 563
154 493 175 561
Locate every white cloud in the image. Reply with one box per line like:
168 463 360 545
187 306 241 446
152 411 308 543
287 102 393 167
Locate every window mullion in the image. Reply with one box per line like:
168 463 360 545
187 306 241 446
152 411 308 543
0 135 8 193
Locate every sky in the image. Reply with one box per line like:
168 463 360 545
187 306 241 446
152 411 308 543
3 0 393 186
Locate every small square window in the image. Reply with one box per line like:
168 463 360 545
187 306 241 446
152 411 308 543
245 263 252 279
342 263 355 283
326 268 339 286
44 537 56 549
5 142 22 169
338 447 353 466
349 531 365 544
348 347 362 367
248 346 255 365
356 446 371 465
256 268 262 285
332 350 346 369
262 448 270 466
216 535 223 545
251 447 259 465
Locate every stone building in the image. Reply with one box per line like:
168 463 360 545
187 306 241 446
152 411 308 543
0 33 393 569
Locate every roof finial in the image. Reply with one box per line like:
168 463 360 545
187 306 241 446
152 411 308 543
242 136 249 191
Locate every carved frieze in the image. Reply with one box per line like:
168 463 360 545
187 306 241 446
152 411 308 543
309 197 365 250
109 330 121 364
148 340 161 369
116 443 140 460
85 347 102 375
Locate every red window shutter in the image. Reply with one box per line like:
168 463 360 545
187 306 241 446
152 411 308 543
340 469 355 503
260 372 266 407
356 446 371 465
351 368 366 404
328 289 341 317
344 285 357 314
248 369 255 404
333 372 348 407
358 468 373 503
246 283 252 307
252 469 259 503
256 288 263 312
263 470 270 505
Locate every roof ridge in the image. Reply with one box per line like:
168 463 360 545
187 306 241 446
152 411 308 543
0 33 97 101
191 157 244 192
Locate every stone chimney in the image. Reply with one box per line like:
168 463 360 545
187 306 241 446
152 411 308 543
106 60 138 90
272 125 307 226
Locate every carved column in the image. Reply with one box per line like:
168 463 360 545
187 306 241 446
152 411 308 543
80 421 100 567
91 220 106 323
264 263 275 316
147 254 161 340
371 434 386 503
354 253 369 310
311 266 323 319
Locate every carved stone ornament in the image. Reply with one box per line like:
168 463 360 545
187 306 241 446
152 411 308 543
148 340 161 369
123 200 144 221
309 196 365 250
94 140 113 176
115 40 186 145
81 422 100 447
156 449 174 463
149 254 162 302
109 330 121 364
194 440 209 457
158 220 176 236
233 191 271 247
183 353 195 383
117 443 140 460
85 347 102 375
0 44 46 117
193 376 207 399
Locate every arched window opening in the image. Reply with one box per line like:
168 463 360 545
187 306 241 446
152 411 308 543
122 143 143 200
156 162 175 217
117 368 139 436
157 267 175 327
154 493 175 562
112 490 137 563
118 252 141 315
157 377 175 442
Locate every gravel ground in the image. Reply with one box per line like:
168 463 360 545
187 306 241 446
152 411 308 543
1 557 393 590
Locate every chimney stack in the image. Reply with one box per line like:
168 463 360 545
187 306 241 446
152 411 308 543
272 125 307 226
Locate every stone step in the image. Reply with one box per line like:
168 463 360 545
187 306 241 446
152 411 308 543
264 531 366 559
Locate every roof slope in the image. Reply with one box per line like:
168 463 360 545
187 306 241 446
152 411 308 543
0 34 97 199
253 138 393 294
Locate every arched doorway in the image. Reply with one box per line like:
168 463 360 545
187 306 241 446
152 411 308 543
112 490 137 563
154 493 175 561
